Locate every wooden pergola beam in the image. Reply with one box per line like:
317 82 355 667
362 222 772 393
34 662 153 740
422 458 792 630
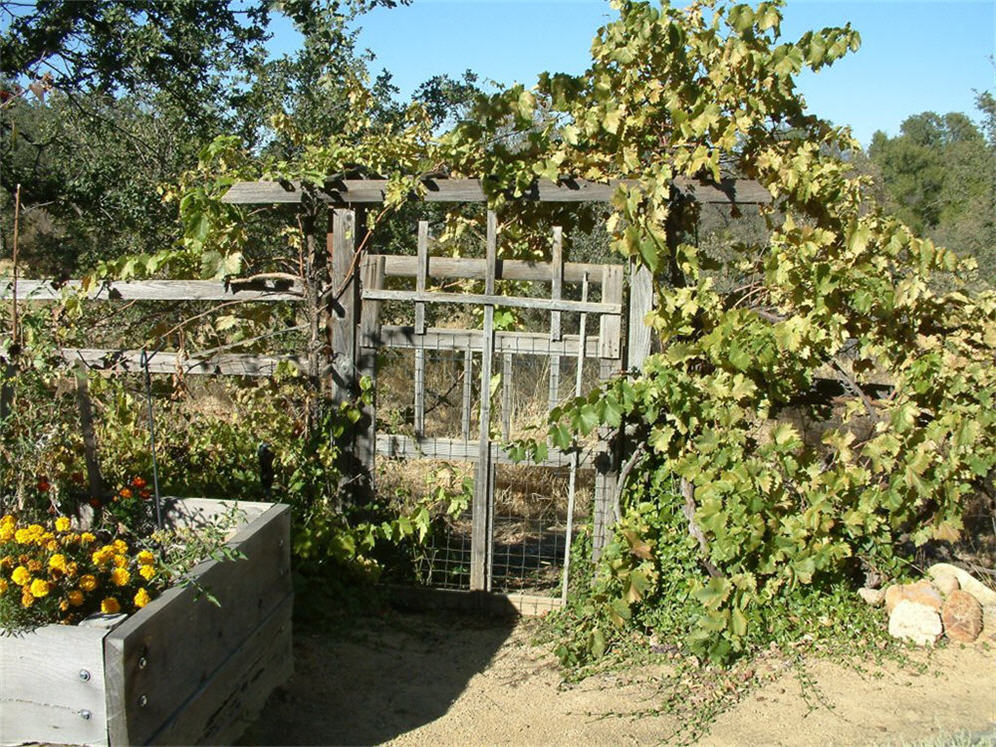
221 176 771 206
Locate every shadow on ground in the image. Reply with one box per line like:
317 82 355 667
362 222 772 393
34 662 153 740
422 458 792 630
238 606 517 746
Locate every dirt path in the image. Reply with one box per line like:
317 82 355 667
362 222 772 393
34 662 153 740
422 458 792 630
239 610 996 746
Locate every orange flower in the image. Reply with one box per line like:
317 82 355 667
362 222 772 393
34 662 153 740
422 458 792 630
67 590 84 606
131 476 147 489
119 487 133 500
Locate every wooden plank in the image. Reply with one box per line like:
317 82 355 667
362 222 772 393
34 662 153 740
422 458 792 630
357 256 385 474
330 209 358 400
222 177 771 205
103 503 291 747
380 255 612 284
362 326 600 357
0 624 112 747
415 222 429 334
414 348 426 438
598 264 624 360
58 349 302 377
549 227 564 341
627 261 654 371
0 278 303 302
374 435 603 470
461 346 473 441
501 352 512 441
144 595 293 746
362 288 620 315
471 211 498 592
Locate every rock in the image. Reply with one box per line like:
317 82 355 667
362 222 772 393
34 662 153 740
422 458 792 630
933 573 960 597
983 605 996 640
858 587 886 606
926 563 996 608
941 590 984 643
884 580 943 614
888 600 944 646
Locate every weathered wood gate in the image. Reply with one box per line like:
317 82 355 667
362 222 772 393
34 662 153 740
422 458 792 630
356 212 625 604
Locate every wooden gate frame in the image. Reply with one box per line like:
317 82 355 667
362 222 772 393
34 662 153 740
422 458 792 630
354 212 624 591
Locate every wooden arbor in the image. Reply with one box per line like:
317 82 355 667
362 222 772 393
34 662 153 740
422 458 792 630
222 176 771 598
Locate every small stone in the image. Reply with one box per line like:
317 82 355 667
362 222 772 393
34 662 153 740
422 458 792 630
884 580 943 614
888 600 943 646
927 563 996 608
858 587 886 606
942 590 983 643
933 573 960 597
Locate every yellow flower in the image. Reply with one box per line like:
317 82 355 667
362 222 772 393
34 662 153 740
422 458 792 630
29 578 50 597
48 554 68 573
0 578 7 593
68 590 84 606
136 550 155 566
21 589 34 608
66 561 79 578
92 546 115 566
55 516 71 532
100 597 120 614
112 539 128 554
133 588 151 608
110 567 130 587
138 564 156 581
14 528 30 544
11 565 31 586
113 554 128 568
63 532 80 545
80 532 96 545
0 516 14 542
27 559 42 573
79 574 98 592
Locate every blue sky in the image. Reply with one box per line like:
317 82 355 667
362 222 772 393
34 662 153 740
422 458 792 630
272 0 995 148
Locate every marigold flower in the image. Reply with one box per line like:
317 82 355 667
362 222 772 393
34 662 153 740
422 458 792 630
63 532 80 545
92 546 115 566
80 532 96 545
133 587 151 608
119 488 133 500
0 578 7 593
66 561 79 577
59 599 69 611
112 539 128 554
49 554 68 572
0 518 14 542
101 597 120 614
14 528 30 543
44 539 58 552
0 555 13 570
113 554 128 568
68 590 84 606
131 476 147 489
79 574 98 592
54 517 71 532
21 589 34 607
136 550 155 566
11 565 31 585
110 567 130 586
138 564 156 581
29 578 50 597
27 559 42 573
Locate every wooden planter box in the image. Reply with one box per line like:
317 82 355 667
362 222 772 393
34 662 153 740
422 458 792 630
0 498 292 746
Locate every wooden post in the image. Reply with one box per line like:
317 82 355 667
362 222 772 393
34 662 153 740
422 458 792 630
357 255 385 475
471 210 497 591
329 209 358 403
75 367 105 502
548 227 563 413
627 259 654 371
593 265 624 561
414 222 428 438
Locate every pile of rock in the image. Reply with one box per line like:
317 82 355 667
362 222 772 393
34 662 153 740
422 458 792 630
859 563 996 646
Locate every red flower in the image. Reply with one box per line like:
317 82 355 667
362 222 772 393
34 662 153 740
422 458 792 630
131 476 147 489
36 478 50 492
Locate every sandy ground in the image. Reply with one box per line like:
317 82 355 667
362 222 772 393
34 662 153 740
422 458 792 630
239 610 996 746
